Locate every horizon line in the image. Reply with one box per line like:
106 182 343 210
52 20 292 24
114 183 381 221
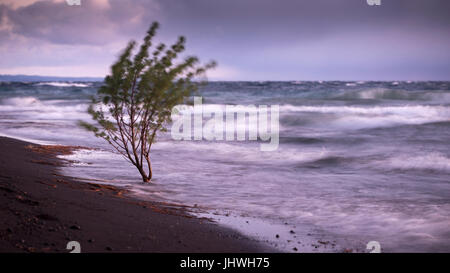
1 74 449 82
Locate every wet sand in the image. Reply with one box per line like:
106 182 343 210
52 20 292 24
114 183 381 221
0 136 271 253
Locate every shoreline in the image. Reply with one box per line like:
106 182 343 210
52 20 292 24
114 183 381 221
0 136 273 252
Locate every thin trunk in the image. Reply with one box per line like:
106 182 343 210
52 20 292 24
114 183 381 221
145 155 152 181
136 163 150 183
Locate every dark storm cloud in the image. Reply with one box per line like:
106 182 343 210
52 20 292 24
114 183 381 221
1 0 449 79
151 0 450 80
1 0 160 45
155 0 450 44
0 5 10 43
3 0 450 46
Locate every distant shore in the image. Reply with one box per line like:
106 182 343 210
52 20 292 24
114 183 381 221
0 136 270 252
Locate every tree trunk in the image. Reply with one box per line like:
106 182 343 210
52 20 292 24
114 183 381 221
145 155 152 182
142 175 150 183
136 164 150 183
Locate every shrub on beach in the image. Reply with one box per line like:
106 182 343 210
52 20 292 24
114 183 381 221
80 22 216 182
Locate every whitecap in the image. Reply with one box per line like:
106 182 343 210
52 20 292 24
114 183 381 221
279 105 450 129
1 96 41 106
380 153 450 172
36 82 90 88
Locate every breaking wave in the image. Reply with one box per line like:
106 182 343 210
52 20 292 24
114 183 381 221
332 88 450 102
380 153 450 172
1 96 41 106
279 105 450 129
35 82 91 88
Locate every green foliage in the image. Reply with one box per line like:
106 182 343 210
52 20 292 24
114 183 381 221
80 22 216 182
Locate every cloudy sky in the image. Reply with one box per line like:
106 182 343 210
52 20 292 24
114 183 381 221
0 0 449 80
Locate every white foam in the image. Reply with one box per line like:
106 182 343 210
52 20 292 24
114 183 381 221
382 153 450 171
175 103 265 115
36 82 90 88
155 140 328 164
171 104 450 126
58 148 116 163
2 96 41 106
280 105 450 129
0 97 90 120
357 89 403 99
281 105 448 115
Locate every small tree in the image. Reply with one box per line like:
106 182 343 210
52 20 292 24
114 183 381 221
80 22 215 182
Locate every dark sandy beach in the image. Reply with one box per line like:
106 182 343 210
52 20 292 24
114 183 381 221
0 136 269 253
